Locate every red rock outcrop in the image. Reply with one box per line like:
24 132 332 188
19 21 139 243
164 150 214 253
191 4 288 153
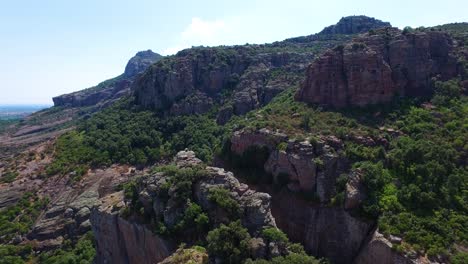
296 28 460 107
90 192 173 264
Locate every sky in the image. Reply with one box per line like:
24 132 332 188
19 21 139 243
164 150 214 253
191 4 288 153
0 0 466 105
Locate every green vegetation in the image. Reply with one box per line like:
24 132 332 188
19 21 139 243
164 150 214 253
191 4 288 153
233 78 467 258
38 232 96 264
206 220 251 263
244 253 322 264
0 192 48 243
123 165 210 237
208 187 241 218
47 98 227 176
0 244 33 264
261 227 289 244
0 170 18 183
162 244 208 264
0 119 17 133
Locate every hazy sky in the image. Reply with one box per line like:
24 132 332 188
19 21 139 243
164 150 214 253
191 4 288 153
0 0 466 105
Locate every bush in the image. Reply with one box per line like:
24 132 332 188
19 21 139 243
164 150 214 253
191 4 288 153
208 187 241 218
39 232 96 264
206 221 251 263
261 227 288 244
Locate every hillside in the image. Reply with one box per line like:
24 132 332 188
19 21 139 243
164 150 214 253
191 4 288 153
0 16 467 264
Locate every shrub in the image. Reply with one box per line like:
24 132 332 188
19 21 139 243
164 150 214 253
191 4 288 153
261 227 288 244
0 171 18 183
206 221 251 263
208 187 241 218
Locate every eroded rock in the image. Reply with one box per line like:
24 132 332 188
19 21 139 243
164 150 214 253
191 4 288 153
296 28 460 108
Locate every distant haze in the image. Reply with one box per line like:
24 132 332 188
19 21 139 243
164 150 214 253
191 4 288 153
0 0 467 105
0 105 50 120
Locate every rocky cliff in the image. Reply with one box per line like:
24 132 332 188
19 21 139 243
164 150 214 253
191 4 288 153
133 47 315 120
91 192 173 264
91 151 282 263
295 27 461 107
52 50 162 108
226 128 374 263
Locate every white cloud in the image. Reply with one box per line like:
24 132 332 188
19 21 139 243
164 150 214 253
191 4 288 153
162 17 227 55
182 17 225 42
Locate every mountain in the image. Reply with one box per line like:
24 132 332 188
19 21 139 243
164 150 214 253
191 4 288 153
52 50 162 107
318 15 391 35
0 16 467 264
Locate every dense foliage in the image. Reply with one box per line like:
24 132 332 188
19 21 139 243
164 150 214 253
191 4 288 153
361 80 468 257
0 244 33 264
206 220 252 263
0 192 48 243
47 98 227 175
208 187 241 218
38 232 96 264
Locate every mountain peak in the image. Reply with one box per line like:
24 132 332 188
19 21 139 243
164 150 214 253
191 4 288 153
318 15 391 35
124 50 163 78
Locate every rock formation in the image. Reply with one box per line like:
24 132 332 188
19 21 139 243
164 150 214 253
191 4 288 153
230 128 349 201
52 50 162 108
318 16 391 35
355 230 416 264
124 50 162 78
227 128 373 263
133 47 314 119
91 192 173 264
271 191 373 263
91 151 279 263
295 28 460 107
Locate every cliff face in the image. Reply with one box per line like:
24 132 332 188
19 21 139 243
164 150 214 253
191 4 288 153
133 47 314 119
271 192 373 263
295 28 460 107
91 192 173 264
227 129 372 263
91 151 280 263
52 50 162 108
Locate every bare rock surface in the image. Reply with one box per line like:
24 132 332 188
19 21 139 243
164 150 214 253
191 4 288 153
355 230 416 264
296 28 460 107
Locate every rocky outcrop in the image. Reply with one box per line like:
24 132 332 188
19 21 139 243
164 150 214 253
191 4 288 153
91 151 278 263
230 129 349 201
23 165 135 250
296 28 460 107
227 129 373 263
91 192 173 264
133 47 314 119
159 247 208 264
53 50 162 108
318 16 391 35
355 231 415 264
124 50 162 78
272 191 373 264
345 170 367 210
